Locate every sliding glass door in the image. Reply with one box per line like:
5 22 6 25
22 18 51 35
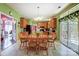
60 16 79 54
0 13 16 50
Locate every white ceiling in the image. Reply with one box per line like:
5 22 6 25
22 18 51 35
7 3 69 19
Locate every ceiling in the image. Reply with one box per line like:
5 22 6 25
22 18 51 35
7 3 69 19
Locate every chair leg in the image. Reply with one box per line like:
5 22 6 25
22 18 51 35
48 42 53 47
46 49 48 56
19 43 22 49
53 43 56 50
22 43 25 48
23 42 24 47
51 43 52 47
26 47 29 55
19 44 21 49
36 47 38 55
48 42 52 47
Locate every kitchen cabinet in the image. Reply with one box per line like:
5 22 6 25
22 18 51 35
20 17 28 28
48 17 57 28
38 22 48 28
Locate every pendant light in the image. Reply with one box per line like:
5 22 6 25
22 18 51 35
37 6 40 21
37 6 40 17
34 6 40 21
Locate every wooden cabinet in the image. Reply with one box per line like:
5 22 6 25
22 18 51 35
38 22 48 28
20 17 28 28
48 17 57 28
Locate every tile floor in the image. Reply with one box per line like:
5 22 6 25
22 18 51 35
0 41 78 56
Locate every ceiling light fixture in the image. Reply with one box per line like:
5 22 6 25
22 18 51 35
37 6 40 18
34 6 41 21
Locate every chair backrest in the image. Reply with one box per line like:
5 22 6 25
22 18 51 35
43 32 48 35
19 32 28 39
38 34 48 43
50 32 56 40
27 35 37 47
38 34 48 49
39 34 48 39
28 35 37 42
49 32 56 43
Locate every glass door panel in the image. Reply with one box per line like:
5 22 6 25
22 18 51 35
12 23 16 41
60 20 68 45
2 17 13 49
0 18 2 50
68 17 79 53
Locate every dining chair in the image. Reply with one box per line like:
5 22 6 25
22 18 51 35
19 32 28 49
26 34 37 55
48 32 56 49
38 34 48 55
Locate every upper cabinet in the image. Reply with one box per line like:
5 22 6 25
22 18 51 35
20 17 28 28
48 17 57 28
37 21 48 28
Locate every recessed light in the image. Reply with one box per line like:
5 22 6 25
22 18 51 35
37 6 40 8
58 6 61 9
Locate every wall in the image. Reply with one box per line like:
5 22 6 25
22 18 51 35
59 4 79 19
0 3 22 40
29 19 37 26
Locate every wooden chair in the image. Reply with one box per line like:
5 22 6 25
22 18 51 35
38 34 48 55
27 35 37 55
48 32 56 49
43 32 48 35
19 32 28 49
